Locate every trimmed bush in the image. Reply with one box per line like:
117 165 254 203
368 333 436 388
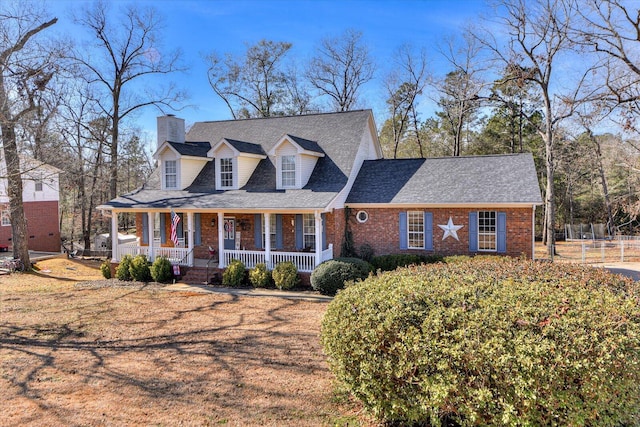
222 259 246 287
100 260 111 279
249 263 272 288
150 256 172 283
115 255 133 281
129 254 151 282
370 253 443 272
322 257 640 426
272 261 299 290
311 258 371 296
358 243 375 263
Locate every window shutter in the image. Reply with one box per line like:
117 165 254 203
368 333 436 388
322 213 327 250
160 213 166 243
295 214 303 250
275 214 283 249
194 213 201 245
469 212 478 252
424 212 433 251
497 212 507 253
399 212 408 249
254 214 263 249
177 213 184 238
142 214 149 244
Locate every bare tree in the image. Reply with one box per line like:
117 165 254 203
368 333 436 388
206 40 293 119
71 0 185 200
0 1 58 268
306 29 375 112
476 0 589 256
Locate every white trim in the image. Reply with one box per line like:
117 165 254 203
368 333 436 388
407 210 425 250
268 134 325 157
356 210 368 223
163 159 178 189
477 210 497 252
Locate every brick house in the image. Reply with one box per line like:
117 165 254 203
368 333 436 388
99 110 542 274
0 154 61 252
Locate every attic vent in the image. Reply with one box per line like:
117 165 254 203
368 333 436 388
356 210 368 223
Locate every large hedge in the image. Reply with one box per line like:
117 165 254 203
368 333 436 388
370 253 443 272
321 257 640 426
310 258 371 296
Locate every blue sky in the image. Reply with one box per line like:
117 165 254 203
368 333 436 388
48 0 491 142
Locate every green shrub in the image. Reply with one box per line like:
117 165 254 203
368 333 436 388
321 257 640 426
129 254 151 282
115 255 133 281
370 253 443 272
249 263 272 288
358 243 375 262
222 259 246 287
150 256 173 283
272 261 299 290
311 258 371 296
100 260 111 279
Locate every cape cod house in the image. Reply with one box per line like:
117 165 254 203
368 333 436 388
99 110 542 278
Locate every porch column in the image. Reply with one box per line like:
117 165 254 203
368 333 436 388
218 212 225 268
111 210 118 262
264 213 271 269
147 212 155 261
314 211 322 268
187 212 194 266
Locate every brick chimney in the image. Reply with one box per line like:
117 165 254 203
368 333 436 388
157 115 185 149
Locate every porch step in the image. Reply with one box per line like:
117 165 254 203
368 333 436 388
180 266 221 285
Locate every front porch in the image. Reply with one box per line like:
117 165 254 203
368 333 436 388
110 210 336 273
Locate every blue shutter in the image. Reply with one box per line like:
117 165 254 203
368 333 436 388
194 213 201 245
295 214 303 250
399 212 408 249
160 213 166 243
254 214 263 249
275 214 283 249
322 213 327 250
142 214 149 244
497 212 507 253
469 212 478 252
424 212 433 251
177 213 184 238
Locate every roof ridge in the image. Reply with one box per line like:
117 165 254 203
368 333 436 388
197 109 372 125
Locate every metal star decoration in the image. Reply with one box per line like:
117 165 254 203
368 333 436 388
438 216 463 241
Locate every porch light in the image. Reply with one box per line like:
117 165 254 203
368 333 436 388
211 218 216 227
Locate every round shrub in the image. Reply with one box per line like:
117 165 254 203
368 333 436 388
115 254 133 281
129 254 151 282
321 257 640 426
311 258 371 296
272 261 299 290
358 243 375 262
249 263 272 288
100 260 111 279
222 259 246 287
150 256 172 283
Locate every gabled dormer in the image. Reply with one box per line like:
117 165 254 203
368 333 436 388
154 140 212 190
209 138 267 190
268 134 325 189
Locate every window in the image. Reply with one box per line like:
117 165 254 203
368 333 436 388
407 211 424 249
262 214 277 248
281 155 296 187
220 158 233 188
165 160 177 188
356 210 368 223
478 211 497 251
303 213 315 250
1 209 9 226
34 175 43 192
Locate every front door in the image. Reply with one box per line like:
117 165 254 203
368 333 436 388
224 218 235 250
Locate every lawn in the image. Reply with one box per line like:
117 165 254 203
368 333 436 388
0 258 359 426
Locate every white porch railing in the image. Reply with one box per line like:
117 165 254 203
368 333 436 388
224 244 334 273
322 244 334 263
116 244 192 266
224 250 266 269
270 251 316 272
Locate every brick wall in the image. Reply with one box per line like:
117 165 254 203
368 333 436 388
0 201 60 252
345 207 534 259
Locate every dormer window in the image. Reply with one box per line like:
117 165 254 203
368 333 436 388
220 158 234 188
165 160 177 188
281 155 296 187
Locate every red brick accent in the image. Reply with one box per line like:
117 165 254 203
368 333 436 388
0 201 60 252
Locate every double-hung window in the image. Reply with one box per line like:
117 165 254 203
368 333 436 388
34 175 43 192
303 213 315 250
262 214 277 248
407 211 424 249
165 160 177 189
220 158 233 188
478 211 497 251
1 209 10 226
281 155 296 187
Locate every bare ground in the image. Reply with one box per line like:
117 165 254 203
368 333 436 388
0 258 360 426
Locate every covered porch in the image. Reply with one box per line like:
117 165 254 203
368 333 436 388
110 210 335 273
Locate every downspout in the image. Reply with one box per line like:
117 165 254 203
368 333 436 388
532 205 536 261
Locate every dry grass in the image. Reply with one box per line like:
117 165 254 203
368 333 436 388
0 258 360 426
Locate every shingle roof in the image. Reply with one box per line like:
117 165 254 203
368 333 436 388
346 153 542 205
167 141 210 157
223 139 266 156
286 135 324 154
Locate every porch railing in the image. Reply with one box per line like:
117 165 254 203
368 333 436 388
225 244 334 273
224 250 266 269
116 243 192 266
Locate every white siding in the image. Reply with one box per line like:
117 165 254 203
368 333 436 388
237 157 261 188
0 163 59 203
180 158 208 189
299 154 319 188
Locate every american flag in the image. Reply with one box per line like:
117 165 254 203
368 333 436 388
170 210 181 246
